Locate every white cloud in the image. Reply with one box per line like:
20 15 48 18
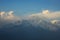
0 11 22 26
0 11 5 18
0 10 60 31
51 20 60 26
42 10 49 14
5 11 14 20
26 10 60 31
29 10 60 20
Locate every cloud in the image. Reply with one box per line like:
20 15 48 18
0 11 22 27
42 10 49 14
51 20 60 26
28 10 60 19
25 10 60 31
0 11 5 18
0 10 60 31
0 11 21 20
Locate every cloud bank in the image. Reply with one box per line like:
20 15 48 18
0 10 60 31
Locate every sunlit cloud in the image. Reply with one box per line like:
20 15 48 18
0 11 5 18
51 20 60 26
0 10 60 31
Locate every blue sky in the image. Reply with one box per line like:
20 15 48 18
0 0 60 16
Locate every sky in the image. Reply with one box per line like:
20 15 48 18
0 0 60 40
0 0 60 16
